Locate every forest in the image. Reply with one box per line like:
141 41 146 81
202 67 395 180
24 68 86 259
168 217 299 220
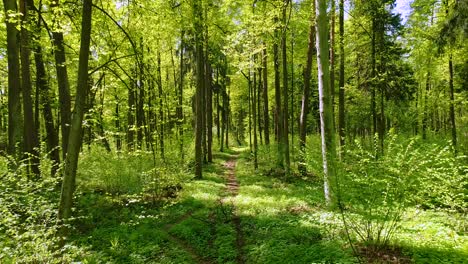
0 0 467 262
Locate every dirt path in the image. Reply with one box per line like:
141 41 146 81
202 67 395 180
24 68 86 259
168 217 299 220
222 155 246 264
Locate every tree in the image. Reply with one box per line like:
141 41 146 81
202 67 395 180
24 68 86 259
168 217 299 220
193 0 204 179
19 0 40 175
315 0 335 205
58 0 93 233
338 0 345 151
299 0 316 174
50 0 72 159
3 0 22 159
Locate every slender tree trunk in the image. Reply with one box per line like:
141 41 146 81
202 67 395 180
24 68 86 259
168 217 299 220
115 95 121 151
338 0 345 152
299 0 316 174
262 45 270 145
253 65 258 169
206 62 213 163
3 0 22 158
282 0 290 172
274 18 282 146
193 0 204 179
127 84 135 150
258 66 263 145
136 40 145 149
58 0 93 235
316 0 335 205
422 72 430 140
33 36 60 174
371 19 377 138
51 0 71 160
20 0 40 175
248 74 252 152
448 54 457 151
178 30 185 160
157 53 165 160
330 0 336 122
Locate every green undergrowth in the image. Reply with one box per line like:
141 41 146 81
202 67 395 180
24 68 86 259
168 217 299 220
1 141 467 263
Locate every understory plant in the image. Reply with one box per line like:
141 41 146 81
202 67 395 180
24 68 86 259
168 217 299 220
338 132 467 251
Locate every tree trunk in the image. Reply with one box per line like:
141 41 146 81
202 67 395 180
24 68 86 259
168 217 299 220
371 19 377 138
127 84 136 150
206 62 213 163
316 0 335 205
51 0 72 160
157 53 165 160
178 30 185 160
282 0 290 172
299 0 316 174
193 0 204 179
33 37 60 174
58 0 93 236
330 0 336 122
338 0 345 152
3 0 23 159
253 65 258 169
273 18 283 165
262 45 270 145
20 0 40 176
448 55 457 151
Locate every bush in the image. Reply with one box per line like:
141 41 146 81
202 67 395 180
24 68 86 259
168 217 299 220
338 132 467 249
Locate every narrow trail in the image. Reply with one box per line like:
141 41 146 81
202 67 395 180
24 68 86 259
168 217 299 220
221 155 246 264
162 211 213 264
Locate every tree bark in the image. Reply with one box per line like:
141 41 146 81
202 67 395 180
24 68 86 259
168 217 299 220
281 0 290 172
206 62 213 163
299 0 316 174
448 55 457 151
253 65 258 169
193 0 204 179
316 0 335 205
338 0 345 152
262 45 270 145
51 0 72 160
58 0 93 235
3 0 23 158
33 20 60 174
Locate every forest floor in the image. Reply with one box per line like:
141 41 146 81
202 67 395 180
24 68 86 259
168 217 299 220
69 147 467 263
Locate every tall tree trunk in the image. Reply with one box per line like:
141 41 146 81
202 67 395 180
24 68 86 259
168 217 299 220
178 30 185 160
448 55 457 151
3 0 22 158
157 53 165 160
316 0 335 205
51 0 71 160
115 95 121 151
253 65 258 169
193 0 204 179
273 18 283 166
248 74 252 152
206 62 213 162
136 40 145 149
58 0 93 235
262 45 270 145
282 0 290 172
422 72 430 140
330 0 336 122
338 0 345 152
371 19 377 138
274 18 282 146
299 0 316 174
127 84 135 150
20 0 40 176
33 30 60 174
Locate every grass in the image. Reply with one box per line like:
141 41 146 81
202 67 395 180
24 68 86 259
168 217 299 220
1 139 467 263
